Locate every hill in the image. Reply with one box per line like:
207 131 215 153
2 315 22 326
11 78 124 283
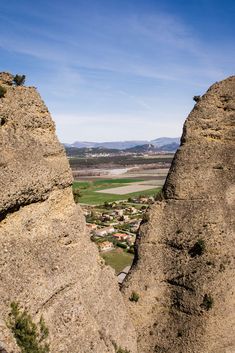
64 141 180 157
65 137 180 150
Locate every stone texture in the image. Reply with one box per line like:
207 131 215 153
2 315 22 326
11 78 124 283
0 73 14 86
0 73 137 353
122 76 235 353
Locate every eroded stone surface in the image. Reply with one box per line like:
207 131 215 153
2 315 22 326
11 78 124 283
122 76 235 353
0 73 137 353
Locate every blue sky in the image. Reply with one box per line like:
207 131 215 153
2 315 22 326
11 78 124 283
0 0 234 142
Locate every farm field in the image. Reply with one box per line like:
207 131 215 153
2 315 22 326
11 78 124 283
96 179 164 195
101 248 134 274
73 178 161 205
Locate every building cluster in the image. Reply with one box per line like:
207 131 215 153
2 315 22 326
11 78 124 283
82 197 155 252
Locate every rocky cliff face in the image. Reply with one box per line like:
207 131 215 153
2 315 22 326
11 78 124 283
122 76 235 353
0 73 137 353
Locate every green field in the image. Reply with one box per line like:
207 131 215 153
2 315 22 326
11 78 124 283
101 249 134 273
73 178 161 205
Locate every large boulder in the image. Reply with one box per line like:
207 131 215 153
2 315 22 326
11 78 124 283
0 73 137 353
122 76 235 353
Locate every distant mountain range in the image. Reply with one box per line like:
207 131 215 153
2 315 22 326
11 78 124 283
125 142 180 153
64 137 180 150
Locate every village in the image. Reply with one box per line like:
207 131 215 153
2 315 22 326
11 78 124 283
82 195 155 254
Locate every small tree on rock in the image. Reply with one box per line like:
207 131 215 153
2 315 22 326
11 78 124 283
193 95 201 103
13 74 26 86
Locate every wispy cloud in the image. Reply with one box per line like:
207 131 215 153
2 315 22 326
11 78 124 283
0 7 230 83
0 0 234 142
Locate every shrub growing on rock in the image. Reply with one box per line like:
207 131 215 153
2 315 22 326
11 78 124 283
193 95 201 102
13 74 26 86
201 294 214 311
129 291 139 302
7 302 50 353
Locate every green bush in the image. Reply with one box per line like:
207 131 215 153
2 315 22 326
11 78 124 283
7 302 50 353
127 247 135 254
104 201 112 209
201 294 213 311
129 291 139 302
117 242 127 249
0 85 7 98
13 74 26 86
73 188 82 203
193 95 201 102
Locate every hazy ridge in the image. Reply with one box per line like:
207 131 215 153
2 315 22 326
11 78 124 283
64 137 180 150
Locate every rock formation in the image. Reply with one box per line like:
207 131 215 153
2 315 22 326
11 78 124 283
0 72 137 353
122 76 235 353
1 71 234 353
